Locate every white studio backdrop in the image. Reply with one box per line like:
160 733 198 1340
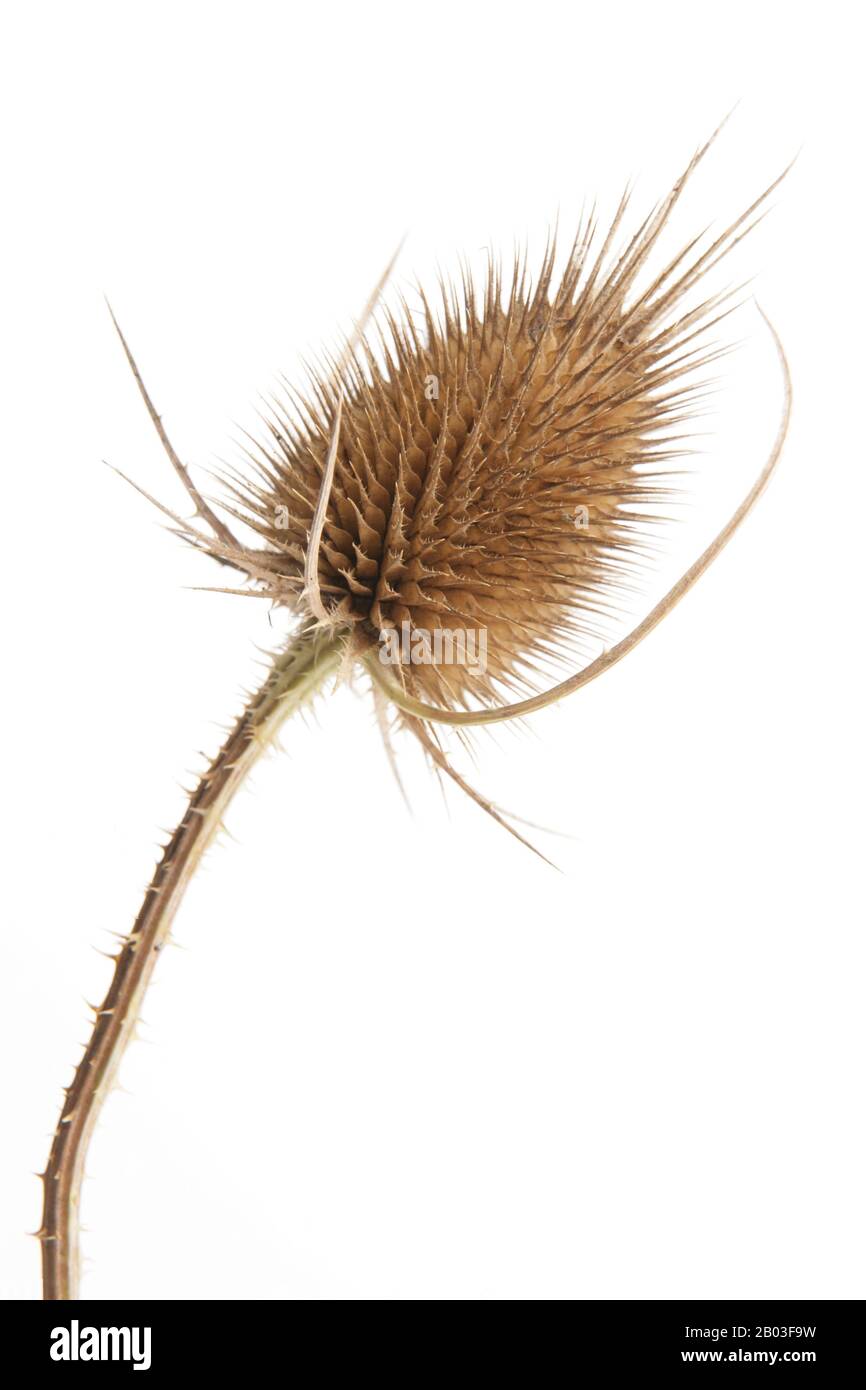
1 1 863 1299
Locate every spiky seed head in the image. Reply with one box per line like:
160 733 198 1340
205 138 782 712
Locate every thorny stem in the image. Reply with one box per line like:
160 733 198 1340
38 625 342 1299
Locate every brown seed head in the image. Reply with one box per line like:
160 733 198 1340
106 128 790 857
219 136 784 711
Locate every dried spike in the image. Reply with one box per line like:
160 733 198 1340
105 299 240 552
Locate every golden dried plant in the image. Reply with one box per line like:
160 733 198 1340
38 121 791 1298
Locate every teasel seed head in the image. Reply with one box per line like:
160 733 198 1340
193 126 789 717
109 121 790 854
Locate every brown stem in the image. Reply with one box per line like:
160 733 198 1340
38 625 342 1299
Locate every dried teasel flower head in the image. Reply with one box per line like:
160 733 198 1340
168 124 788 720
108 121 790 850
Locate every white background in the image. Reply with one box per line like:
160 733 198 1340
2 1 863 1300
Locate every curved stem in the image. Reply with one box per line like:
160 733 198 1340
38 625 342 1299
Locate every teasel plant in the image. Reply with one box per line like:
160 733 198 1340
38 119 791 1299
